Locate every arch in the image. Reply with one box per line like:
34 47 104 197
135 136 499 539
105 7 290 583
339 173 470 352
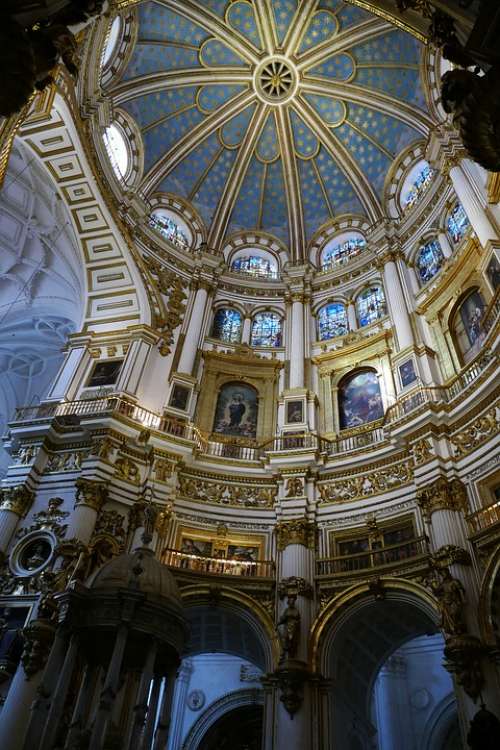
478 543 500 647
414 238 445 285
317 300 349 341
182 688 264 750
399 159 435 213
310 579 440 749
337 368 384 430
179 584 280 671
445 200 471 246
229 248 279 280
319 230 367 270
449 286 486 365
148 192 206 249
421 692 460 750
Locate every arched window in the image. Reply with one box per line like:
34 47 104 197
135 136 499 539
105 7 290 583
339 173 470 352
318 302 348 340
338 369 384 429
213 382 258 438
103 123 129 180
250 312 282 347
400 161 434 210
415 239 445 284
211 308 243 343
102 15 121 66
451 288 486 363
356 286 387 327
321 233 366 269
148 209 190 249
446 202 470 245
230 255 278 279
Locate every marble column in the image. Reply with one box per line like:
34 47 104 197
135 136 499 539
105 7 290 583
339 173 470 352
157 666 182 750
66 477 107 544
346 298 357 331
0 485 34 558
381 253 414 351
448 161 497 247
242 313 252 345
289 294 305 389
177 282 210 376
438 230 453 258
167 659 192 750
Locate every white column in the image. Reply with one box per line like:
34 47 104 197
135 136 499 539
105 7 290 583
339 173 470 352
438 230 453 258
46 341 91 402
449 163 497 247
346 298 357 331
0 663 44 750
289 295 305 389
242 315 252 345
167 659 192 750
382 255 414 351
0 486 33 557
177 284 209 375
66 479 107 544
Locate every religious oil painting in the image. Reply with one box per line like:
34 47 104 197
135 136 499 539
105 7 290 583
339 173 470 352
486 254 500 291
338 370 384 429
180 537 213 557
399 359 418 389
286 399 304 424
169 384 190 411
458 290 485 361
87 359 122 388
212 382 258 438
227 545 259 562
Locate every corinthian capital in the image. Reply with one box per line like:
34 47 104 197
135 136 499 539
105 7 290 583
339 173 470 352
275 518 317 551
417 477 468 522
0 484 34 517
75 478 108 512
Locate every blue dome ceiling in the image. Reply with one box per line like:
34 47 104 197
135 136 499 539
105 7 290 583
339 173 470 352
109 0 433 258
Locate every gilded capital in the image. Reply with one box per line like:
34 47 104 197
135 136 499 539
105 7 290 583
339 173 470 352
0 485 35 517
417 477 468 522
75 478 108 513
275 518 317 551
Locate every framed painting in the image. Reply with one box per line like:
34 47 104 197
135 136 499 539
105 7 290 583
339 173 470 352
169 383 190 411
86 360 122 388
398 359 418 389
286 399 304 424
212 382 258 438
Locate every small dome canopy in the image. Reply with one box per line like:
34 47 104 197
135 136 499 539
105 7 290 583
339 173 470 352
88 546 183 611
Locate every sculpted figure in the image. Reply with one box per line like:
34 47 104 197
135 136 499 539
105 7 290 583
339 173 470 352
276 595 300 663
433 568 467 635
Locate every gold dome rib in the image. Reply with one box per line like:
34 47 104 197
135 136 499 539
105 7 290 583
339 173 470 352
140 89 257 194
208 103 269 247
275 106 306 260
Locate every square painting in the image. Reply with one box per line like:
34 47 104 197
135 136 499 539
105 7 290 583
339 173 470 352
399 359 417 389
87 360 122 388
286 400 304 424
169 384 190 411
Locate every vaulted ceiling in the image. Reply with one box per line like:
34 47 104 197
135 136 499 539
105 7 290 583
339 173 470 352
106 0 435 258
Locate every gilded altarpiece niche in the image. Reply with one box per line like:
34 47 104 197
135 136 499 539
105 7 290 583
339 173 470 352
197 348 282 441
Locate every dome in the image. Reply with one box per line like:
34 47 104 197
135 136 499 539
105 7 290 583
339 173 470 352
88 546 183 609
99 0 431 258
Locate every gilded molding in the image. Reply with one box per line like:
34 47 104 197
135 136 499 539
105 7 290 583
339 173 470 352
417 477 468 521
75 477 108 512
0 485 35 517
275 518 317 551
318 460 413 504
451 407 498 457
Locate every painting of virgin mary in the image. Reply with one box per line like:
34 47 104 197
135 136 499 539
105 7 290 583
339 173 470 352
212 382 258 438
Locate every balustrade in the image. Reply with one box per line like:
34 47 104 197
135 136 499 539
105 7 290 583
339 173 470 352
316 536 428 577
467 500 500 534
162 547 275 578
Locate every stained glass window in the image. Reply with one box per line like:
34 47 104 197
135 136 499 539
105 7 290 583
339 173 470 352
230 255 278 279
322 237 366 269
149 211 189 249
318 302 348 340
211 308 243 343
402 164 434 210
416 239 445 284
251 312 282 347
103 124 129 179
356 286 387 327
447 202 470 245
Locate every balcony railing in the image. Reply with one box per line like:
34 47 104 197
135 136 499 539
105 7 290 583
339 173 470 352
316 536 429 576
327 423 386 454
262 433 326 453
162 548 275 578
466 500 500 535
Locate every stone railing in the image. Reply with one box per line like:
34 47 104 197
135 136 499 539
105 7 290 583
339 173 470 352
466 500 500 535
326 422 386 454
162 547 275 578
316 536 429 577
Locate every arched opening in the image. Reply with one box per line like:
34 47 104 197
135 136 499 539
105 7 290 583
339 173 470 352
148 207 192 249
211 308 243 343
317 301 348 340
250 312 282 348
400 160 434 212
0 141 85 476
168 597 273 750
315 586 461 750
355 285 387 328
415 239 445 285
230 248 278 280
338 368 384 429
446 202 470 247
